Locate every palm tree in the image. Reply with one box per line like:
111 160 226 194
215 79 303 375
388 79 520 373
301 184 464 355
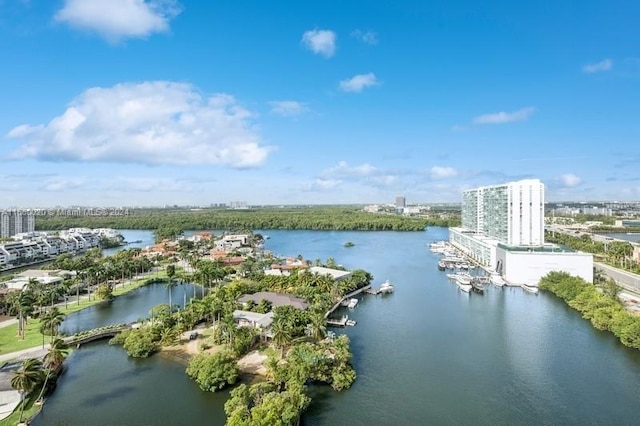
11 358 44 423
40 307 65 343
270 320 292 357
166 264 176 310
11 290 35 340
307 312 327 342
36 338 69 403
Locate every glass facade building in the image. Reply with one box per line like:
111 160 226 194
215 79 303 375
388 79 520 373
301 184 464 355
460 179 544 246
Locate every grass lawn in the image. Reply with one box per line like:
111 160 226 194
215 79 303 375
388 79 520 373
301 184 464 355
0 271 168 356
0 393 41 426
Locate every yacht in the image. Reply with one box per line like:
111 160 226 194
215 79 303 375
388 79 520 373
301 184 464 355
455 273 472 285
379 280 395 293
457 282 472 293
522 284 539 294
438 261 446 271
471 278 485 294
347 298 359 308
455 274 472 292
429 241 448 253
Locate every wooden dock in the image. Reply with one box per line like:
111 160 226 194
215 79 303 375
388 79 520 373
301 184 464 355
326 315 349 327
324 285 371 318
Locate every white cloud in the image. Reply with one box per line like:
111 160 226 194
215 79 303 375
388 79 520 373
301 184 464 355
473 107 536 125
269 100 308 117
303 178 342 191
582 59 613 74
430 166 458 179
351 29 378 45
42 178 85 192
450 125 466 133
317 161 399 189
339 73 379 93
321 161 378 178
54 0 182 42
301 29 336 58
7 81 272 168
558 173 582 188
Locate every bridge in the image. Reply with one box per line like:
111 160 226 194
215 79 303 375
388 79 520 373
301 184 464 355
65 322 139 347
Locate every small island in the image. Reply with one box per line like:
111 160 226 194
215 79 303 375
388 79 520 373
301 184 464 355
104 231 373 425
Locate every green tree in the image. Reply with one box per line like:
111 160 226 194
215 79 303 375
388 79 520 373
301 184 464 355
40 307 66 343
186 351 239 392
36 338 69 402
166 264 177 310
122 328 158 358
96 283 114 300
11 358 44 424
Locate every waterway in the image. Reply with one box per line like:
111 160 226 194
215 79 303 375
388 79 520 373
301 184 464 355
599 232 640 244
59 282 204 335
33 229 640 425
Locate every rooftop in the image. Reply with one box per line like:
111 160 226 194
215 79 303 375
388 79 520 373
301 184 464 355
238 291 309 310
497 243 578 253
308 266 353 281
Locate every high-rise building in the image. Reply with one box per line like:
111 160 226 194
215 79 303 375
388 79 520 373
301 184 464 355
395 196 406 209
449 179 592 286
461 179 544 246
0 211 35 238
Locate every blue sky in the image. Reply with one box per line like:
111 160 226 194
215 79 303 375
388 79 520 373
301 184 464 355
1 0 639 207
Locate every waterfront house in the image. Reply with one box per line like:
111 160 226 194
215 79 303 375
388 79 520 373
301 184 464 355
237 291 309 310
308 266 353 281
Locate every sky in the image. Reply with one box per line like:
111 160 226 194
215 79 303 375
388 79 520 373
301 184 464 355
1 0 639 207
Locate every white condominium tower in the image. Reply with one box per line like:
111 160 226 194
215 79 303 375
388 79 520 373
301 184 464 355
0 211 36 238
461 179 544 246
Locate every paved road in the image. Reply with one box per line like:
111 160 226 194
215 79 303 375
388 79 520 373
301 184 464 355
595 262 640 295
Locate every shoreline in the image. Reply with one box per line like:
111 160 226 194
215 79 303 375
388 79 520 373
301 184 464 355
0 270 169 358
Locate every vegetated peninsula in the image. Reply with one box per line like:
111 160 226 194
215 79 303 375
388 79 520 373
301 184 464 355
35 205 460 232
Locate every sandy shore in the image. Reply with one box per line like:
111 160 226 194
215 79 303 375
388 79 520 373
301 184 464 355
160 331 268 375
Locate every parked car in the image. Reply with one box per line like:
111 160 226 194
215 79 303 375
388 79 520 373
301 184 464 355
189 332 198 340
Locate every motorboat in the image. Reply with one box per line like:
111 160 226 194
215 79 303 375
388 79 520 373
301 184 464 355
457 282 472 293
455 273 472 285
438 261 446 271
471 278 485 294
429 241 448 253
379 280 395 293
346 319 357 326
522 284 539 294
347 298 359 308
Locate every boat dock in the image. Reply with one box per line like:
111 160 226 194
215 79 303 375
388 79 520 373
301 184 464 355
326 315 349 327
324 285 371 318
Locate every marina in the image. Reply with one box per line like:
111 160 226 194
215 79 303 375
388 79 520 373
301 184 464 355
432 239 547 294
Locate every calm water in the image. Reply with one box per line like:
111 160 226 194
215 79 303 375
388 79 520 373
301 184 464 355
102 229 156 256
34 229 640 425
599 232 640 244
59 282 204 335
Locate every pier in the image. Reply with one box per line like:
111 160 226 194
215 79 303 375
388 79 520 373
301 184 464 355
326 315 349 327
324 285 371 319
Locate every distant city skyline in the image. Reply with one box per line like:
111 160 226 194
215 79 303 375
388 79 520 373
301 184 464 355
1 1 639 207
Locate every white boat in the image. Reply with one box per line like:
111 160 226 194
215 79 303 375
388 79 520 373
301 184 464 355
379 280 394 293
347 298 359 308
490 273 506 287
429 241 447 253
455 273 472 285
522 284 539 294
346 319 357 326
457 282 472 293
